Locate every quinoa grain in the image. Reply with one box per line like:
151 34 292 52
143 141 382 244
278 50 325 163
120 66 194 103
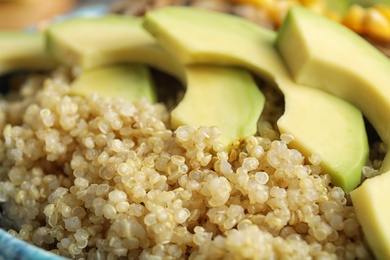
0 71 372 259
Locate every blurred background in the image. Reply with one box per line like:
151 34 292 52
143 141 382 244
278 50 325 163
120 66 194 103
1 0 390 54
0 0 115 30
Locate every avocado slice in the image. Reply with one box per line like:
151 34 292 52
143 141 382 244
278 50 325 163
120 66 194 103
143 6 276 82
275 6 390 172
349 173 390 259
172 65 265 147
275 6 390 259
46 15 184 80
69 64 156 104
143 6 368 192
278 84 368 192
0 31 56 76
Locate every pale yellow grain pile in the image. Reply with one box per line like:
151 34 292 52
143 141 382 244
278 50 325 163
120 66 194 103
0 69 371 259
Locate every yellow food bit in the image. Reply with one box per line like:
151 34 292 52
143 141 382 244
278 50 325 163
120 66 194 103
232 0 390 42
375 4 390 21
342 4 366 33
269 0 299 27
362 7 390 42
301 0 325 14
232 0 268 7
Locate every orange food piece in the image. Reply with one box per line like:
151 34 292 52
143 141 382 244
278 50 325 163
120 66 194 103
362 8 390 42
0 0 76 30
342 4 366 33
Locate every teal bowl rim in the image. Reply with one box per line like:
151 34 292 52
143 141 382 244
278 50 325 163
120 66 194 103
0 228 68 260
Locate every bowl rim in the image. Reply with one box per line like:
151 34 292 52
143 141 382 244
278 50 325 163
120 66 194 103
0 228 68 259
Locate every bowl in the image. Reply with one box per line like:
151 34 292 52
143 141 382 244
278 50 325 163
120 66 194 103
0 228 67 260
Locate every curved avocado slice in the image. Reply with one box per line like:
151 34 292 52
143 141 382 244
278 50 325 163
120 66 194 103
275 6 390 259
276 6 390 172
172 65 265 147
0 31 56 76
45 15 184 81
349 173 390 259
143 7 276 82
278 84 368 192
69 64 156 104
143 6 368 193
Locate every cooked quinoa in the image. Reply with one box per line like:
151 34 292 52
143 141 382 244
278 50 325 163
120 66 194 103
0 68 374 259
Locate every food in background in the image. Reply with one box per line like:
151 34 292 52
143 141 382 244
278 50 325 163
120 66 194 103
0 0 76 29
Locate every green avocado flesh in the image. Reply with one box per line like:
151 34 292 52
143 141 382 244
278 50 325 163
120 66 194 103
276 6 390 259
324 0 350 15
171 65 265 147
143 6 276 82
143 6 368 193
350 173 390 260
278 85 368 193
46 15 184 80
276 6 390 172
70 64 156 104
0 31 56 76
276 7 390 171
